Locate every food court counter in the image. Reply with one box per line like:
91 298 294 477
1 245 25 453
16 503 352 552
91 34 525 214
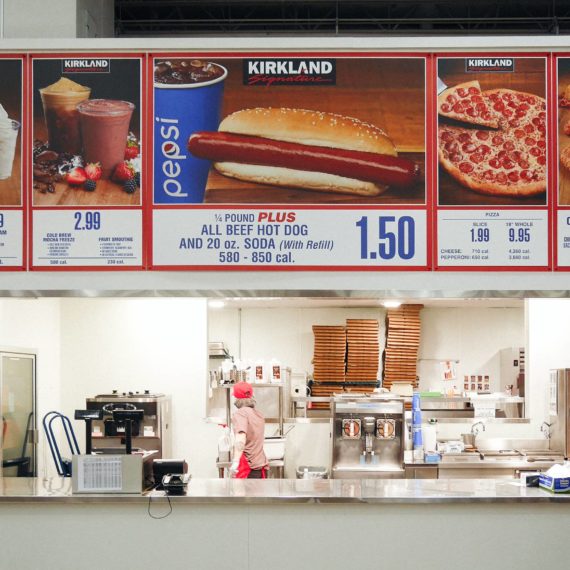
1 478 568 570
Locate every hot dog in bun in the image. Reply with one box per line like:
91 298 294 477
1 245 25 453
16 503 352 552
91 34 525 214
187 107 418 196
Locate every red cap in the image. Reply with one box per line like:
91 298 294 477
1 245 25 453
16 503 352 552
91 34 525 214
233 382 254 399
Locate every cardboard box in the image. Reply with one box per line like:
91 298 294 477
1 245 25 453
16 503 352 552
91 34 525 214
539 474 570 493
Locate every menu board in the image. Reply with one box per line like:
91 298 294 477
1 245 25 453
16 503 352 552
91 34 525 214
555 56 570 269
435 55 550 269
150 55 429 269
29 55 144 269
0 57 24 269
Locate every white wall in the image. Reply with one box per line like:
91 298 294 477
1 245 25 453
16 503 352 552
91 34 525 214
0 298 62 477
59 298 219 477
3 0 77 38
76 0 114 38
418 307 524 392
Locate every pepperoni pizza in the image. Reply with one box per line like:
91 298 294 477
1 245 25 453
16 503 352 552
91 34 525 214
438 80 498 128
438 86 547 197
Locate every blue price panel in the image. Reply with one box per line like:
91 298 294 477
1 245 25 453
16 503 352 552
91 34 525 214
437 210 548 268
32 210 143 268
152 209 428 268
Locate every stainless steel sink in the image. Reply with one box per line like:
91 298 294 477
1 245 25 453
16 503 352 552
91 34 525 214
441 454 482 463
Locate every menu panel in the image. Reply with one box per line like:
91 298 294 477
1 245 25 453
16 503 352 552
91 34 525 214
0 57 24 269
435 55 550 269
29 55 144 269
150 54 430 269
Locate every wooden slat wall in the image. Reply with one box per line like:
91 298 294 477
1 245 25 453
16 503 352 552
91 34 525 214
383 304 423 389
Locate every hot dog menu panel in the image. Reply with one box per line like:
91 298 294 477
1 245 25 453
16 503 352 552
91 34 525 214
0 58 24 269
435 56 550 269
151 55 429 269
30 56 144 269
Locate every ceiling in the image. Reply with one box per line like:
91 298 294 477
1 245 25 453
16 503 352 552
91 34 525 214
114 0 570 36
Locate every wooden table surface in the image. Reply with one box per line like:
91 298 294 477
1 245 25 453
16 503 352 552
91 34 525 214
205 58 426 205
438 58 547 206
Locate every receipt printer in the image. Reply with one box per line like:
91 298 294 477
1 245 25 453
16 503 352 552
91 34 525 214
162 473 191 495
152 459 188 488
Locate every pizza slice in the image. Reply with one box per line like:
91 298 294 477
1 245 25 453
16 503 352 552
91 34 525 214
438 125 546 197
438 80 499 128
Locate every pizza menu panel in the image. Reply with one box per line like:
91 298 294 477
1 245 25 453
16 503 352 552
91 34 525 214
0 57 24 270
435 55 550 269
3 50 570 271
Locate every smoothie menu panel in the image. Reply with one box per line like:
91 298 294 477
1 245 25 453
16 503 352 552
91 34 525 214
151 55 429 269
31 57 142 207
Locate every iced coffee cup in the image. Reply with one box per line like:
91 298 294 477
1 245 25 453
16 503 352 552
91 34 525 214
77 99 135 177
39 77 90 154
0 104 19 180
154 59 227 204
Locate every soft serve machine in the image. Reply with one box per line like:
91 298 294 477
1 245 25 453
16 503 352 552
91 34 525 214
331 395 405 479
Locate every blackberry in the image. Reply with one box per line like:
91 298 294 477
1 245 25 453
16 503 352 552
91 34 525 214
123 179 137 194
134 172 141 187
84 179 97 192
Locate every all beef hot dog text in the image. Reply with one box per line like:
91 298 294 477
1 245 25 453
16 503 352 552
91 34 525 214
188 107 419 196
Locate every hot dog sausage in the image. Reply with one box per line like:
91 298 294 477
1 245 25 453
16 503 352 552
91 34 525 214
188 131 419 187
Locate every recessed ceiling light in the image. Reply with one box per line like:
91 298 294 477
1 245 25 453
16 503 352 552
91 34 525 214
382 300 402 308
208 300 226 309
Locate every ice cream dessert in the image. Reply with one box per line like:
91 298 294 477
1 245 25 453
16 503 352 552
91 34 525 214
40 77 90 154
0 103 19 180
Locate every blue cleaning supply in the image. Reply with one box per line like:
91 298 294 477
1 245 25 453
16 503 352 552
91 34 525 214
412 392 423 453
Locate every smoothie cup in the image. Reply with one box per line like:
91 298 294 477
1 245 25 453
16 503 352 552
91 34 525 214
77 99 135 177
154 59 227 204
0 119 20 180
40 79 90 154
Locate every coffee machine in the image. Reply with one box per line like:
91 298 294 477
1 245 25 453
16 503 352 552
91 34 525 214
331 395 405 479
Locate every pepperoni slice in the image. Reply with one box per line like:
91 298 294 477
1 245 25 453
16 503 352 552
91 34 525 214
539 111 546 119
450 152 462 163
444 141 459 153
472 95 484 103
471 153 484 164
508 171 520 183
494 101 505 112
537 155 546 165
514 129 526 139
441 130 454 142
459 162 474 173
476 131 490 140
446 94 457 104
483 170 495 181
453 102 465 113
525 137 536 146
498 150 508 159
524 124 534 134
482 112 493 121
520 170 532 181
492 134 504 145
503 140 515 151
441 103 451 113
532 117 541 126
462 142 477 153
502 158 515 170
466 107 477 117
496 172 508 184
457 87 468 97
503 108 513 118
458 132 471 143
468 86 480 95
478 144 491 155
537 139 546 149
519 160 530 169
489 158 501 169
530 147 541 157
519 103 530 112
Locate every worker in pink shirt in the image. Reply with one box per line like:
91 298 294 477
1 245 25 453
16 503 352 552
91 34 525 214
230 382 268 479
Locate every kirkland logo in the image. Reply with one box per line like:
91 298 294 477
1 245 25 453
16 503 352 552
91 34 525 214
243 59 336 86
62 59 111 73
465 58 515 73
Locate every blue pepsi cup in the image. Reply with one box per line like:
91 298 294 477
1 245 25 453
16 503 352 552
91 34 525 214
154 61 227 204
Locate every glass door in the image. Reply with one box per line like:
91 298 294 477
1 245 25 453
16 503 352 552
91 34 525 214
1 353 36 477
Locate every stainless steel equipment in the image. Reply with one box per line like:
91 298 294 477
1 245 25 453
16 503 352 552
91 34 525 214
549 369 570 456
332 395 405 479
85 391 171 458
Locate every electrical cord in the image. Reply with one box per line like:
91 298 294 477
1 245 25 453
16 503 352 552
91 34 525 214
147 488 173 519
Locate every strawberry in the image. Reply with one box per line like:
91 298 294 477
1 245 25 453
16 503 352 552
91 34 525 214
66 167 87 186
124 141 139 160
84 162 102 181
113 161 135 182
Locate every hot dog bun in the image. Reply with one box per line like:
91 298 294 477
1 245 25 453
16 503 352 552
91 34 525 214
215 107 397 195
